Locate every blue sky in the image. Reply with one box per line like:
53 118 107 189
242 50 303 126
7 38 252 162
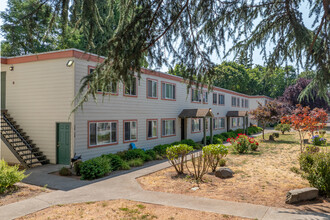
0 0 315 72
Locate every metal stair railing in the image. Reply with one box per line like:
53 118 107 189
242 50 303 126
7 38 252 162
1 113 34 166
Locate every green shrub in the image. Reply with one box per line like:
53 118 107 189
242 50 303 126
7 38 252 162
305 145 320 154
299 152 330 196
180 139 197 148
170 141 181 146
256 127 263 132
227 135 249 154
227 131 236 138
203 144 228 172
0 160 27 194
59 167 72 176
311 135 327 146
127 158 144 167
153 144 170 156
275 124 291 134
221 132 230 139
145 149 157 160
219 158 226 167
102 154 130 171
80 157 111 180
166 144 193 174
120 149 150 161
74 160 83 176
234 129 244 134
273 133 280 138
203 136 223 145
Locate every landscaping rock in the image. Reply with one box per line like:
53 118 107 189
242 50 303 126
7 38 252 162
215 168 234 179
285 187 319 204
191 187 199 191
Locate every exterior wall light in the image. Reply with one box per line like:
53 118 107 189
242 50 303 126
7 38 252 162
9 66 14 71
66 60 74 67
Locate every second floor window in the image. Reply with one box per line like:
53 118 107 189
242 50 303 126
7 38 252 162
147 79 157 98
124 120 137 142
237 98 240 107
218 94 225 105
125 77 137 96
192 89 201 102
203 91 208 103
241 99 244 107
213 93 217 104
245 99 249 108
191 118 201 132
89 68 117 94
162 82 176 100
232 97 236 106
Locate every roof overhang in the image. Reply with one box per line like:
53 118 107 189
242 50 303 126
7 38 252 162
226 111 248 117
179 108 214 118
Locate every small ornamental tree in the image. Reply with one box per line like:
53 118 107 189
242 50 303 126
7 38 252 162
166 144 193 175
281 105 328 152
249 101 283 139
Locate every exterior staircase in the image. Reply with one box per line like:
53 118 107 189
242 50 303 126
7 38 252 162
1 110 49 168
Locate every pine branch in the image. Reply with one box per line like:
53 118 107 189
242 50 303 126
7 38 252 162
309 14 326 53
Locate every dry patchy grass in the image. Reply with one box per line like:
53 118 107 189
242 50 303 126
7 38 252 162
17 199 248 220
138 132 330 213
0 182 52 207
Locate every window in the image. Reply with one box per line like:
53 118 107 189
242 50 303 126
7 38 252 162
147 120 157 139
213 93 217 104
191 89 201 102
220 118 225 128
241 99 244 107
203 91 208 103
147 79 157 98
162 82 176 100
231 118 238 127
237 118 241 127
124 77 137 96
124 120 137 142
218 94 225 105
237 98 240 107
232 97 236 106
245 99 249 108
162 119 176 137
191 118 201 133
89 121 117 147
89 67 117 94
213 118 219 129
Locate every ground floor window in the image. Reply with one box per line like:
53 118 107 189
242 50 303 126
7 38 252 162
124 120 137 142
191 118 201 133
162 119 176 137
89 121 117 147
220 118 225 128
231 117 237 127
147 120 157 139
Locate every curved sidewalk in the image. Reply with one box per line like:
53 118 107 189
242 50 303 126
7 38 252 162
1 130 329 220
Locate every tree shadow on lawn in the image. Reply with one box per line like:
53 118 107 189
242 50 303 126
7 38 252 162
262 139 297 145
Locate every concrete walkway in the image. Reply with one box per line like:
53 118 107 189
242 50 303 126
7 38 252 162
1 130 329 220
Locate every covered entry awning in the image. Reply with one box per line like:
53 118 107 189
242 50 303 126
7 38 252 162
179 108 214 118
226 111 248 117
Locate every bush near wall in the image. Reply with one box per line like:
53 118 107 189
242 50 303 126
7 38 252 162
80 157 111 180
0 160 27 194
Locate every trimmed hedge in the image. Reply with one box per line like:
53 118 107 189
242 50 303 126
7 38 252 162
101 154 130 171
80 157 111 180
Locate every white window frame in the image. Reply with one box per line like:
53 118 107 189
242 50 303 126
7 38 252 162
203 91 208 103
191 89 201 102
147 120 158 139
213 93 217 104
124 77 137 96
232 97 236 107
162 82 176 100
218 94 225 105
147 79 157 98
89 121 117 147
124 120 137 142
220 118 225 129
89 67 117 94
191 118 202 133
162 119 176 137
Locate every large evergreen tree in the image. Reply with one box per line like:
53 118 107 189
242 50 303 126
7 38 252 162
2 0 329 109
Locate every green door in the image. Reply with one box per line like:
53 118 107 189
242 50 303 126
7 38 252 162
56 123 71 164
1 72 6 110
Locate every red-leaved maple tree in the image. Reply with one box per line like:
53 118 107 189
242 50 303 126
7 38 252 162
281 105 328 152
